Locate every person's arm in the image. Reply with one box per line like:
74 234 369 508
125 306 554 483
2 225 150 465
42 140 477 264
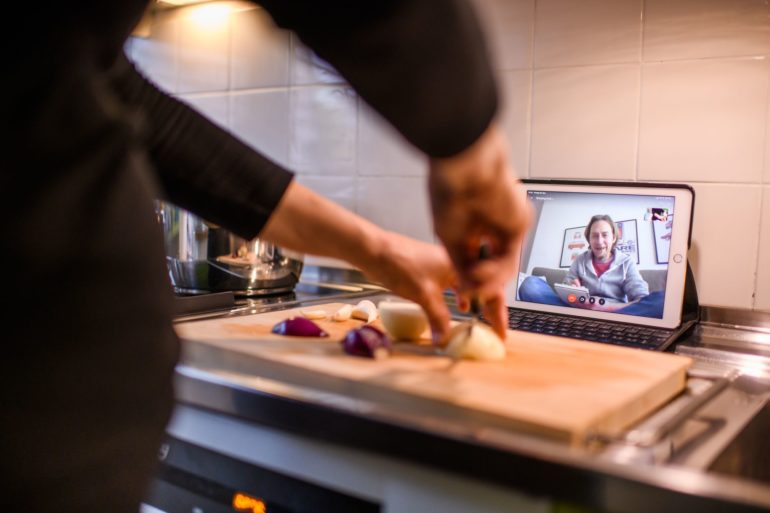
108 54 293 239
581 256 647 312
563 255 583 287
623 260 650 302
261 181 457 341
118 0 527 338
256 1 530 336
109 55 458 340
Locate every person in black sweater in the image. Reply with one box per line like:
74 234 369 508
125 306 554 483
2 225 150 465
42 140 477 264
1 1 530 512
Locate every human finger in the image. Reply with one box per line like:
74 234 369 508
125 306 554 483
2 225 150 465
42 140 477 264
416 284 452 346
482 290 508 339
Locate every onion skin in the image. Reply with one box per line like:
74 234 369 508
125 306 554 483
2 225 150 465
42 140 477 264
341 325 391 359
272 317 329 338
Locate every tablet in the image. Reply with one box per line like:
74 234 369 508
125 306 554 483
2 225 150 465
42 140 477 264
506 180 694 330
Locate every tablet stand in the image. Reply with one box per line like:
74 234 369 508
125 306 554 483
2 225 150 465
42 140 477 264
682 262 700 323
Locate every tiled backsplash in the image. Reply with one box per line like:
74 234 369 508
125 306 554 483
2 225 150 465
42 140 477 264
127 0 770 311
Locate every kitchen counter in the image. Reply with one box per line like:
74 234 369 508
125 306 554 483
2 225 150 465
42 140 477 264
152 266 770 513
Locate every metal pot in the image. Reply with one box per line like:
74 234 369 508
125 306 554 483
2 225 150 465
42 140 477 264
155 201 304 296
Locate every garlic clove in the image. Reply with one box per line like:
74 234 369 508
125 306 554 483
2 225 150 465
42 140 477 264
300 309 328 320
351 300 378 324
333 304 353 322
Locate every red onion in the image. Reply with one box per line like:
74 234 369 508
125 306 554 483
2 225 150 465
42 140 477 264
341 325 391 359
272 317 328 337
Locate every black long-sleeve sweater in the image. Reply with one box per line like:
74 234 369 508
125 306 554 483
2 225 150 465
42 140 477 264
0 2 497 512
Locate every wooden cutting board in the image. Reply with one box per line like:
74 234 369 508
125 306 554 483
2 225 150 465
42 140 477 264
175 302 691 445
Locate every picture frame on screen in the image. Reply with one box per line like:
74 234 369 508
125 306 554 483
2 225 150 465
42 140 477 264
616 219 639 264
560 226 587 268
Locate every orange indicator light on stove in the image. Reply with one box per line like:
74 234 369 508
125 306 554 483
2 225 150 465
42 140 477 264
232 492 266 513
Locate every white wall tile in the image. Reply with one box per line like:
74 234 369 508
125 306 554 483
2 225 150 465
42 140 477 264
534 0 642 67
470 0 535 70
290 86 357 175
177 4 231 93
294 175 357 212
230 7 290 90
765 91 770 184
638 58 768 183
498 70 532 177
688 184 761 309
128 12 179 93
357 178 433 243
230 90 290 168
178 94 229 130
644 0 770 62
754 187 770 311
357 102 426 177
530 65 640 180
291 34 345 86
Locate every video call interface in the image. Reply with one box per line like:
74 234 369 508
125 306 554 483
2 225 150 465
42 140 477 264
516 190 676 320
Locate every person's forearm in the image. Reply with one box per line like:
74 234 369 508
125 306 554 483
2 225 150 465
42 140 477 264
260 181 458 341
259 181 385 271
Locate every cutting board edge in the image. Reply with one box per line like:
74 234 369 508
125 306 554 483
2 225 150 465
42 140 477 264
581 357 691 439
